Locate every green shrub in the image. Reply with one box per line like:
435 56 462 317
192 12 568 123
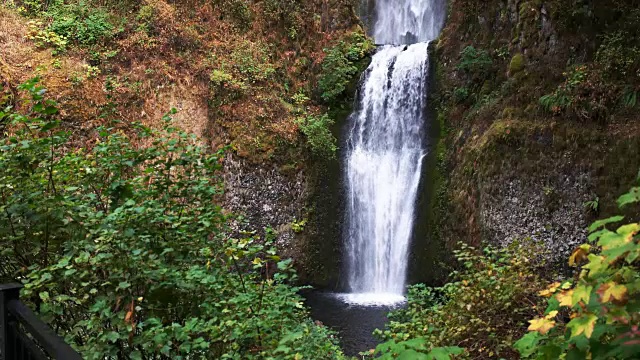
373 339 464 359
228 0 253 31
46 1 114 46
515 184 640 359
263 0 302 33
295 113 337 158
230 40 276 83
595 30 640 80
25 20 68 54
378 241 548 359
318 32 374 104
457 46 493 77
453 87 469 103
0 78 345 359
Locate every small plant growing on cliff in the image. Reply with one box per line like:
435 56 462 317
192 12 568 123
318 32 374 103
583 196 599 213
291 218 307 233
295 113 337 158
46 1 114 46
515 185 640 359
457 46 493 77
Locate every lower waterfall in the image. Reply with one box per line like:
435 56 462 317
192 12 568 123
341 42 431 305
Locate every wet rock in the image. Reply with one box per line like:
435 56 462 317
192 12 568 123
480 172 593 263
222 153 307 251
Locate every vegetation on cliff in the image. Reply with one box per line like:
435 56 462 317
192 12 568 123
0 79 346 359
428 0 640 269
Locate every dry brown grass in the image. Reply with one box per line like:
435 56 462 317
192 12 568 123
1 0 358 162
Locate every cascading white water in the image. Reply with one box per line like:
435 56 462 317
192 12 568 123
340 0 445 306
372 0 446 44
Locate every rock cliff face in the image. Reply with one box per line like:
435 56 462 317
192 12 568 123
223 153 307 250
222 152 345 287
428 0 640 270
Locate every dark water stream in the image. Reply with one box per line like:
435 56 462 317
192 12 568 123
301 291 403 356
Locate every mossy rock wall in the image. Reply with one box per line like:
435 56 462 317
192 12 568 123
432 0 640 266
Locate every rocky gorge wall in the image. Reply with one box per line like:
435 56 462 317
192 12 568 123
430 0 640 271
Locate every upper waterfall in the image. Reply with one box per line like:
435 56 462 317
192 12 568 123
371 0 446 44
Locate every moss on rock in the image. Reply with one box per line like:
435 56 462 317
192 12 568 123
508 53 525 75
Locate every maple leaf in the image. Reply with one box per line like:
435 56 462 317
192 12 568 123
556 289 574 307
539 282 561 297
597 231 626 251
589 216 625 232
528 318 556 335
616 223 640 241
567 313 598 339
569 244 590 266
571 285 593 306
598 282 628 304
544 310 558 320
583 254 609 278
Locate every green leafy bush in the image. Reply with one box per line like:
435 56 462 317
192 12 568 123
453 87 469 103
318 32 374 104
374 338 463 359
46 1 114 46
0 79 345 359
25 20 68 54
457 46 493 78
515 185 640 359
378 241 548 359
295 113 337 158
210 0 253 31
230 40 276 84
595 29 640 80
262 0 302 36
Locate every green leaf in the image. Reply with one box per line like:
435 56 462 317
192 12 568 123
105 331 120 343
64 269 77 276
402 338 427 350
426 347 464 360
571 285 593 306
398 349 428 360
589 216 625 232
617 187 640 207
117 281 131 290
514 332 540 357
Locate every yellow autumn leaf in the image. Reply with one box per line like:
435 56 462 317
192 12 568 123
561 281 573 289
528 317 556 335
599 282 628 303
539 282 561 297
545 310 559 320
567 313 598 339
569 244 590 266
556 289 574 307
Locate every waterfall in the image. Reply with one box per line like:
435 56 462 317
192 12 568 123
340 0 445 306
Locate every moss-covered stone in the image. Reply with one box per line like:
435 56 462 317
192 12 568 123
508 53 525 75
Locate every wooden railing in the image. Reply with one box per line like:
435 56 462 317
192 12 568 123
0 283 82 360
